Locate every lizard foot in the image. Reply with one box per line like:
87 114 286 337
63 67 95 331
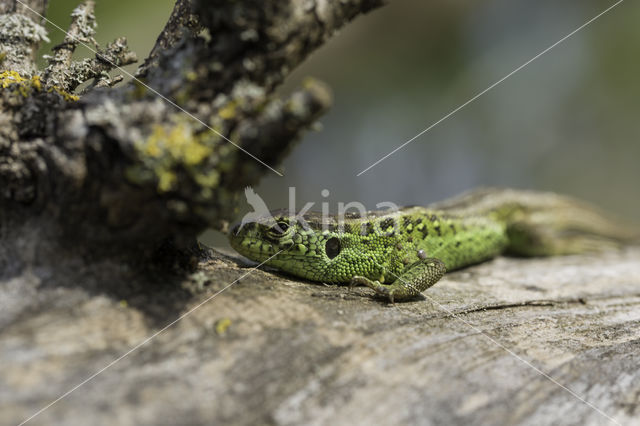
351 258 446 302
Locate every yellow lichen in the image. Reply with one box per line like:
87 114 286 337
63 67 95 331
218 101 237 119
184 142 212 165
215 318 232 335
194 171 219 188
50 86 79 102
143 126 165 158
132 118 221 194
142 122 214 166
30 75 42 91
0 70 27 88
157 169 177 192
0 70 32 97
185 70 198 82
0 70 78 101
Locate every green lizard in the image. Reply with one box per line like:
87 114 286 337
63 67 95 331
229 188 637 302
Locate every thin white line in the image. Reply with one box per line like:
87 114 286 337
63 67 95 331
375 267 621 425
17 250 283 426
356 0 625 176
15 0 283 177
421 294 621 425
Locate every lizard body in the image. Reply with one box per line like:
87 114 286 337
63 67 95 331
229 188 637 301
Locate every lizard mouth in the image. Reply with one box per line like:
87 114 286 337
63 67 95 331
229 231 295 261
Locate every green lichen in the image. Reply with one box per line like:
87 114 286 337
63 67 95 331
128 116 225 196
0 70 79 101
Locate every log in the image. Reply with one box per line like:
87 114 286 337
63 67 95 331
2 247 639 425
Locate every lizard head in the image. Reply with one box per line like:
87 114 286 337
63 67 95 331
228 210 386 283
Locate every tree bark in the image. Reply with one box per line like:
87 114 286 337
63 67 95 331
0 0 384 259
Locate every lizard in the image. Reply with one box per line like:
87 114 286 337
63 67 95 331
228 188 638 302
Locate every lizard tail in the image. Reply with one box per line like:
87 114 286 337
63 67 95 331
430 187 640 256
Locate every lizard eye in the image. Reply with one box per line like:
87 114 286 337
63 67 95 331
267 221 289 237
325 237 341 259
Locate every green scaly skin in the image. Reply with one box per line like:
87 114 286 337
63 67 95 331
229 188 637 302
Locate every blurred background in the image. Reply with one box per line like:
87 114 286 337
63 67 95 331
42 0 640 247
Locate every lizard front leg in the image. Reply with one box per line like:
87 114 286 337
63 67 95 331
351 258 446 302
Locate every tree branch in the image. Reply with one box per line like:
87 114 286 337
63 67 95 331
0 0 387 259
0 0 49 74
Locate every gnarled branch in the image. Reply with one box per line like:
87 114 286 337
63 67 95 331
0 0 387 259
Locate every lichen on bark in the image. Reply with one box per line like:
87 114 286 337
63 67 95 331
0 11 49 74
0 0 386 260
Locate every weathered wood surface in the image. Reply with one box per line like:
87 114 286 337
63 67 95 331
2 247 639 425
